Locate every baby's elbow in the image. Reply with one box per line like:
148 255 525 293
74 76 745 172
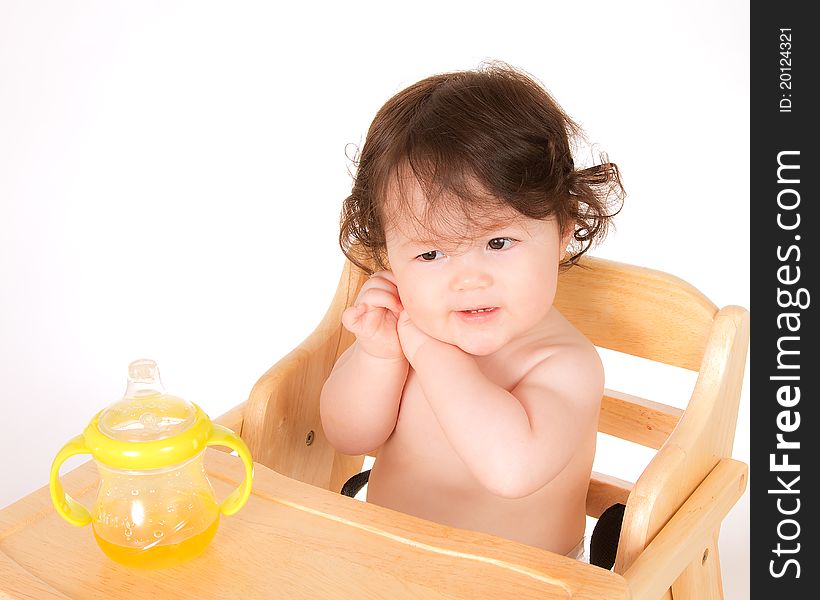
321 415 371 456
485 472 545 500
479 440 570 500
319 387 353 453
319 396 389 456
324 432 373 457
320 404 364 456
320 413 351 454
482 457 563 499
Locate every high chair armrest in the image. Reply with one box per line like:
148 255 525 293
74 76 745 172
621 458 747 600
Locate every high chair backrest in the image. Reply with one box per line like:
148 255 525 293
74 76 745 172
552 259 749 589
239 255 748 598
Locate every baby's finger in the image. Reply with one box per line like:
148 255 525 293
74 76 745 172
341 304 367 333
358 288 404 315
369 271 403 304
358 307 382 339
359 274 400 299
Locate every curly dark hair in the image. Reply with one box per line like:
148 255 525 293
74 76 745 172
340 61 624 273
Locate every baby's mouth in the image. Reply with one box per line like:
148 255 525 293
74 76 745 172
459 307 497 314
455 306 500 325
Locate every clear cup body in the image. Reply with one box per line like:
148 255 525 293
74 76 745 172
91 450 221 568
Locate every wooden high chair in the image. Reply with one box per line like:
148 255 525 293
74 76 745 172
220 255 749 600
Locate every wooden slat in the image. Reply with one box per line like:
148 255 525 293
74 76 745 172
555 257 718 371
586 472 633 519
599 390 684 449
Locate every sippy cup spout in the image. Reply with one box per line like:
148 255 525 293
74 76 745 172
124 358 166 398
94 358 197 443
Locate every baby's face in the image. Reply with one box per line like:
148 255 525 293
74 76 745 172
384 181 568 357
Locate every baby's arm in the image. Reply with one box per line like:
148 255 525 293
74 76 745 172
320 344 408 455
398 313 603 498
319 273 409 456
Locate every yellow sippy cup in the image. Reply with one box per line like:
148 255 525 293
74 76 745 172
49 358 254 569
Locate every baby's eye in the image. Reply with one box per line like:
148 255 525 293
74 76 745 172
487 237 515 251
416 250 444 261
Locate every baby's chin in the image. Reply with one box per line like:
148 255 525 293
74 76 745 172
416 321 511 357
412 323 511 356
451 335 508 357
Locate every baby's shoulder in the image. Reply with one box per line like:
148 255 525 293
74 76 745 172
525 305 599 360
516 311 604 405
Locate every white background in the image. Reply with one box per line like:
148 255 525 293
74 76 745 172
1 1 749 597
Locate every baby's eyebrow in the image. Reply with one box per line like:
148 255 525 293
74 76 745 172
394 234 458 252
405 236 445 246
395 220 528 250
404 239 454 252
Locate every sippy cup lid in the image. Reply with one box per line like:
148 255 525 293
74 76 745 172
98 359 196 443
83 359 213 470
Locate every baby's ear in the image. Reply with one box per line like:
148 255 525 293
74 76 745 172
560 222 575 254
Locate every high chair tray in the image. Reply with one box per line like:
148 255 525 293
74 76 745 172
0 448 628 599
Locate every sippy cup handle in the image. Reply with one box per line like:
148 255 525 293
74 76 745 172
49 435 92 527
206 424 254 516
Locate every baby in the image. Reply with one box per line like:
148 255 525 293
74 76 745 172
320 62 623 559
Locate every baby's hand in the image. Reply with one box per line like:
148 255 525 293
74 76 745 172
396 310 438 364
342 271 405 360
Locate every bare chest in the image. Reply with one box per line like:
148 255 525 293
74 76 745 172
367 365 590 553
381 355 535 481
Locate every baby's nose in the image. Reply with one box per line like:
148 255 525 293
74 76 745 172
451 267 493 292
